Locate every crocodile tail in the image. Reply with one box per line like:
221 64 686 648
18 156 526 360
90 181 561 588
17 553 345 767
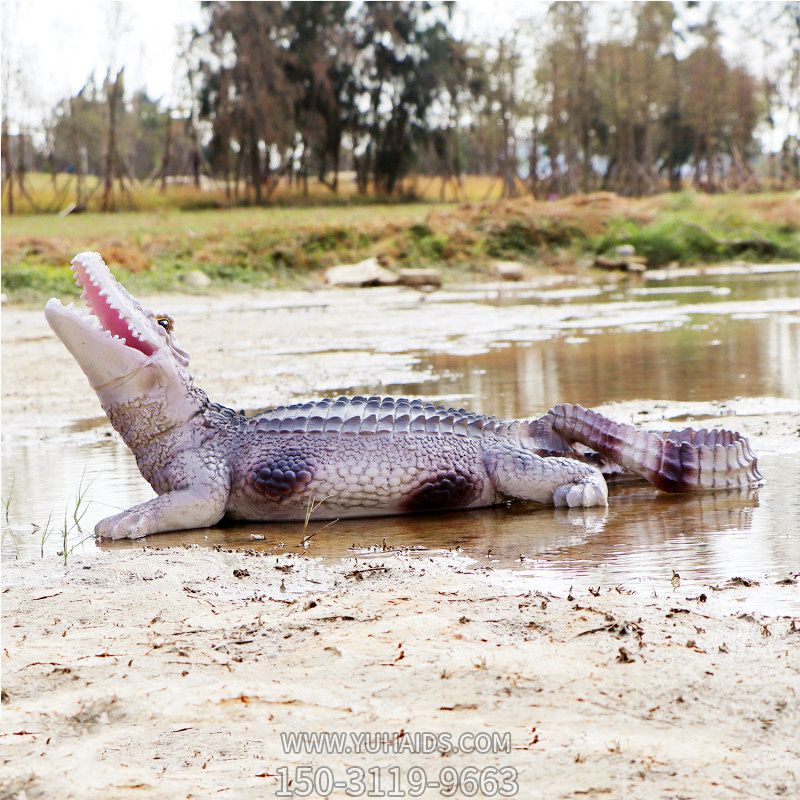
545 403 762 493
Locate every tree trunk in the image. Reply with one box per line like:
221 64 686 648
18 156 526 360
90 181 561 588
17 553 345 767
528 125 540 198
159 112 173 193
2 121 14 215
69 97 86 210
250 134 262 203
500 110 518 199
101 70 122 212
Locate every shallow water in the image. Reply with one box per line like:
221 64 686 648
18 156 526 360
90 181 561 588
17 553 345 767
3 268 799 611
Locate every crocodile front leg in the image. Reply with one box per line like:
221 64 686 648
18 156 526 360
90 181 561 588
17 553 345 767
485 443 608 508
96 449 230 540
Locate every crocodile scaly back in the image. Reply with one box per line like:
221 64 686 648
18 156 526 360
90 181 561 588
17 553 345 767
244 396 518 437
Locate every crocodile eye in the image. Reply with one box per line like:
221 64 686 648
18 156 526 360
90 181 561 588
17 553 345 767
156 316 173 333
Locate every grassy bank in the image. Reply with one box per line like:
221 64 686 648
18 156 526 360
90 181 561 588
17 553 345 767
2 192 798 301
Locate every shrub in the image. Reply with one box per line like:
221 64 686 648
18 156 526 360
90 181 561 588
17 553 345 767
486 222 540 256
414 233 449 260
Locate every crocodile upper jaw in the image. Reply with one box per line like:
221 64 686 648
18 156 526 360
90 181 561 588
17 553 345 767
45 251 164 389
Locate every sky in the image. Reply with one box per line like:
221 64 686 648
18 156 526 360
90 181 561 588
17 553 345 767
2 0 204 126
1 0 794 143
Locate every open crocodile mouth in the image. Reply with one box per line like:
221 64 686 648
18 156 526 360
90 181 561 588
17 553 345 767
69 254 156 357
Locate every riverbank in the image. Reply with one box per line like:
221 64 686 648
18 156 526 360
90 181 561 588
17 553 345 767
3 192 798 301
2 546 798 799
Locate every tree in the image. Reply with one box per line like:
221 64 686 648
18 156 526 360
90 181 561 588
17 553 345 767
343 1 471 195
536 2 599 194
198 1 301 202
10 0 790 209
100 68 133 210
282 1 353 192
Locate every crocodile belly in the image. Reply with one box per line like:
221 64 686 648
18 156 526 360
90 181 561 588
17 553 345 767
225 432 498 522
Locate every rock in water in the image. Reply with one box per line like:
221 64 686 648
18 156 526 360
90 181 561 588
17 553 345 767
183 270 212 289
594 255 648 273
325 257 399 287
492 261 525 281
397 269 442 288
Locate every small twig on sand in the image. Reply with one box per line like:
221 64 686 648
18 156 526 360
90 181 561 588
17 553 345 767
298 491 335 548
299 517 339 548
345 566 390 580
2 476 14 523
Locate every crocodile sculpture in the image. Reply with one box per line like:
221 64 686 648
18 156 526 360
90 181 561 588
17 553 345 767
45 252 762 540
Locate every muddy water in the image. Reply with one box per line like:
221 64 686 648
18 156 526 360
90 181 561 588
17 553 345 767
3 268 799 611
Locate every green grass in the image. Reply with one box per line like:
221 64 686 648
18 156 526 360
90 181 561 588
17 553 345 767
2 203 440 240
2 204 440 300
2 476 13 523
2 192 798 301
588 195 800 266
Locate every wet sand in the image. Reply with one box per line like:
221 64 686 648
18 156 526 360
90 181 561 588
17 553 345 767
2 269 800 797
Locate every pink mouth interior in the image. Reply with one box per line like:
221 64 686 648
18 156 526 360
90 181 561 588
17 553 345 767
76 267 155 357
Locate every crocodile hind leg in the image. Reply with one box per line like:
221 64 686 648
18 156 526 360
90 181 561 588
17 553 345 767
484 443 608 508
545 404 762 492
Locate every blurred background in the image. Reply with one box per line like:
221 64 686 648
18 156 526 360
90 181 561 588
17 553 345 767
2 0 799 211
1 1 799 298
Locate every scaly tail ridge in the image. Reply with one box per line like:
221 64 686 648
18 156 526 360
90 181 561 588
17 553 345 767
546 404 762 493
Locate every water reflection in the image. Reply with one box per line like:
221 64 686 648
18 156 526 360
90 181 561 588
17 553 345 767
347 313 799 414
100 477 763 573
67 451 794 612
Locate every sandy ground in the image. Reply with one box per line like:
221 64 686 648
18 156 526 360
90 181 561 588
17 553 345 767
2 546 799 799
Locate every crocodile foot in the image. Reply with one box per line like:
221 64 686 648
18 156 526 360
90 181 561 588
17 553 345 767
553 476 608 508
95 510 153 540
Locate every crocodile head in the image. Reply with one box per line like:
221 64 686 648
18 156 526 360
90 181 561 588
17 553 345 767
45 252 199 426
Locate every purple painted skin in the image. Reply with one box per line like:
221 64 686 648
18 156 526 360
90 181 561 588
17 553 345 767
44 252 763 541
